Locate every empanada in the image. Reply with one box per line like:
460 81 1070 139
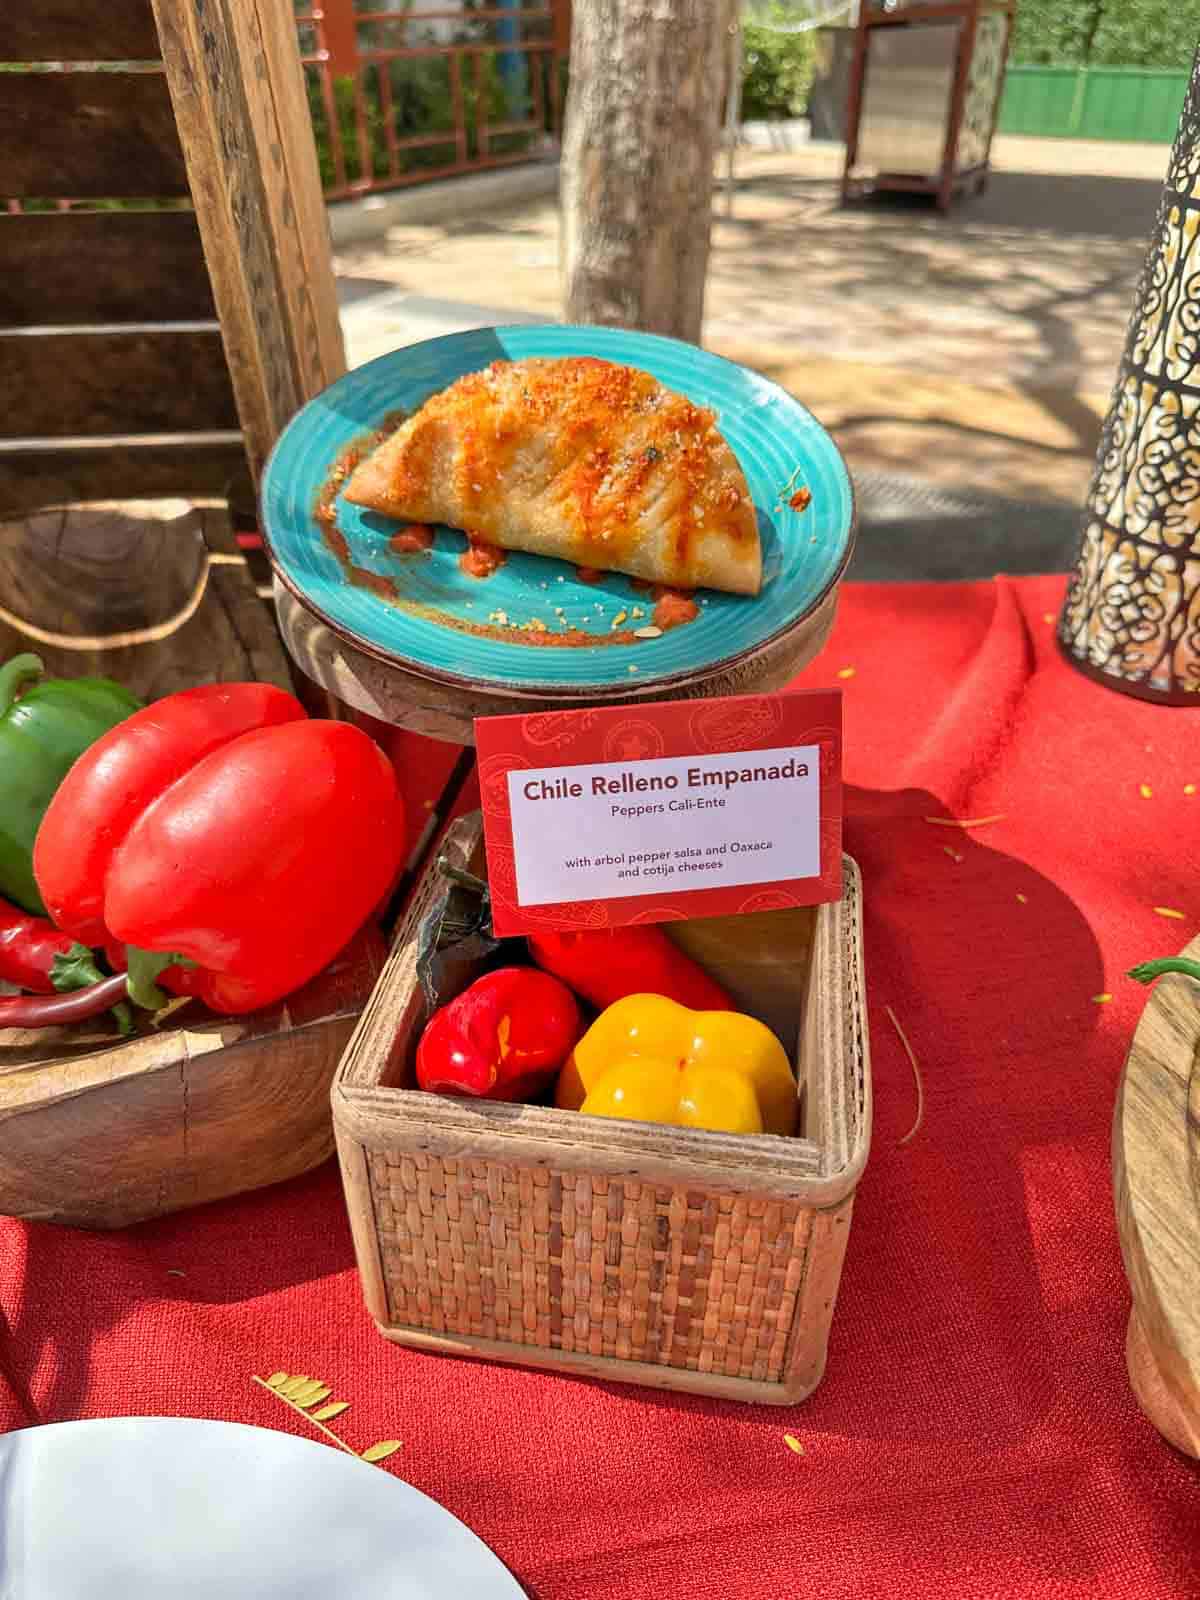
342 356 762 596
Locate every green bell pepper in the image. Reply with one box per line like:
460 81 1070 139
0 653 142 915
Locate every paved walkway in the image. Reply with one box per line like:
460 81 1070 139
334 140 1168 569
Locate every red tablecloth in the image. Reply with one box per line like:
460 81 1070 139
2 574 1198 1597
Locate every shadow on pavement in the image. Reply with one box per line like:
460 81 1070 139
959 170 1163 239
847 470 1083 581
745 169 1164 242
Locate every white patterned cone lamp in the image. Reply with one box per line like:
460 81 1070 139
1059 54 1200 703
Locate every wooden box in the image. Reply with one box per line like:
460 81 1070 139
333 812 871 1403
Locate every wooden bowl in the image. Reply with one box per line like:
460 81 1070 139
1113 937 1200 1455
0 926 386 1230
0 497 390 1229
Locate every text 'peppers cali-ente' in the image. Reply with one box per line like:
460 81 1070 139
0 654 141 915
34 682 406 1015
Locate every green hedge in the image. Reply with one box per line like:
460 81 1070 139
1091 6 1200 70
741 17 818 120
1010 1 1200 69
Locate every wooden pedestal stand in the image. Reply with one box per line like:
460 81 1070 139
1114 943 1200 1457
275 580 842 745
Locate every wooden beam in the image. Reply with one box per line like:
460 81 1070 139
321 0 361 77
939 1 979 210
151 0 346 480
841 8 871 202
0 330 238 439
0 213 214 327
7 1 161 62
551 0 572 55
0 438 253 522
3 72 188 200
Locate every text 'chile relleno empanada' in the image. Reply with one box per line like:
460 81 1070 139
342 356 763 596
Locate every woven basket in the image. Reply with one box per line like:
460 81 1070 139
333 811 871 1404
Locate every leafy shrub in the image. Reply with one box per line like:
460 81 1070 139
1090 2 1200 69
1009 0 1101 67
1010 0 1200 69
740 16 818 121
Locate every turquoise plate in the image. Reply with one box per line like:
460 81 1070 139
261 326 855 693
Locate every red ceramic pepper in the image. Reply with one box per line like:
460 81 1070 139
34 683 406 1015
527 926 733 1013
416 967 581 1101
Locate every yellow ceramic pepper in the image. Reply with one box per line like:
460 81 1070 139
556 994 796 1136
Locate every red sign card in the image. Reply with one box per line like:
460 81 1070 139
475 689 842 937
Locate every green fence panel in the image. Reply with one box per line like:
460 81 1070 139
997 66 1081 138
1079 69 1188 141
1132 71 1184 142
999 65 1190 143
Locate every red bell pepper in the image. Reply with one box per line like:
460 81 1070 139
416 966 581 1100
527 926 733 1013
0 892 133 1032
35 682 303 947
34 683 406 1015
0 893 95 995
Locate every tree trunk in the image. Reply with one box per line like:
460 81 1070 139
561 0 734 344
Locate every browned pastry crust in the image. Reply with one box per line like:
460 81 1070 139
342 356 761 595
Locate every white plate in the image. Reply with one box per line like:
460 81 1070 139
0 1418 525 1598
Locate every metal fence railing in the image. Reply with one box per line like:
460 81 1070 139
295 0 572 200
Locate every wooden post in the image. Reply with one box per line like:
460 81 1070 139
980 6 1017 191
938 0 979 211
840 8 870 205
150 0 346 482
551 0 572 55
319 0 360 78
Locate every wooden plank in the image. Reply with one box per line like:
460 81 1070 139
551 0 572 55
0 330 238 439
0 438 253 522
8 2 161 62
0 213 214 327
152 0 346 478
4 73 187 199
